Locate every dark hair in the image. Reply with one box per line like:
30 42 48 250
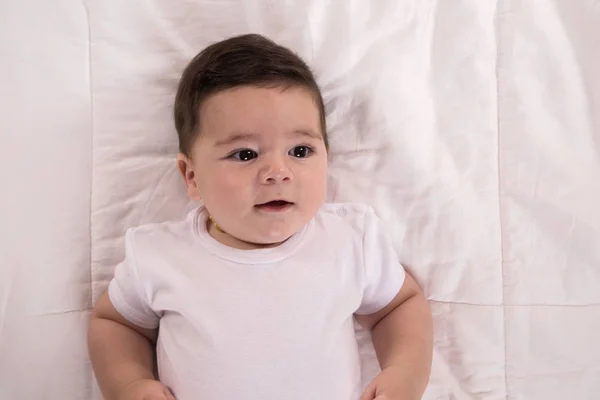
174 33 328 157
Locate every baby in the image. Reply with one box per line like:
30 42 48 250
88 34 433 400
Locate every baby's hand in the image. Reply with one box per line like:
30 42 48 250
360 366 421 400
118 378 176 400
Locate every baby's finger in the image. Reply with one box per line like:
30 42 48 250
359 384 377 400
164 387 177 400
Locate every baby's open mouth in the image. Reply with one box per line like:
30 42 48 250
255 200 293 211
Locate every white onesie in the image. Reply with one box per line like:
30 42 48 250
108 202 405 400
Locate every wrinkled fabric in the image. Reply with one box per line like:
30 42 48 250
0 1 598 399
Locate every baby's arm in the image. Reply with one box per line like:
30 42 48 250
88 291 172 400
355 271 433 400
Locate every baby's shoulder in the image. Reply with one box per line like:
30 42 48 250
315 202 378 233
125 209 197 251
319 201 372 216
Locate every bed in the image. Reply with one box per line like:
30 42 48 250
1 1 599 398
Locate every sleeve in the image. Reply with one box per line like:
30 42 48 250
107 228 160 329
355 207 406 315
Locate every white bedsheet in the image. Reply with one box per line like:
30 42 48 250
1 1 599 399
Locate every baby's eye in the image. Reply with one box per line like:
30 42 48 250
289 146 312 158
229 149 258 161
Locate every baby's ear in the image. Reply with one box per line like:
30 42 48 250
176 153 202 201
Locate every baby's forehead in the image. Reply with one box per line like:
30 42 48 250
202 85 318 111
199 87 321 130
199 127 322 148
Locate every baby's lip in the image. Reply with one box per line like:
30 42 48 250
255 200 293 207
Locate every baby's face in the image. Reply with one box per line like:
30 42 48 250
182 85 328 248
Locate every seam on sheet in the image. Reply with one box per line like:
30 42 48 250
31 308 92 317
83 1 94 309
428 299 600 308
493 1 509 399
83 2 95 398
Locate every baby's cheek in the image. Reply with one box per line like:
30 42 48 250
306 173 327 202
213 179 253 213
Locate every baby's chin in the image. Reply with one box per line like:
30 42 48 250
251 232 294 246
244 227 299 246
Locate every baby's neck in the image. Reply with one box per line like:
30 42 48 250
206 219 286 250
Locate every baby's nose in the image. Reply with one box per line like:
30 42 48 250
259 157 292 183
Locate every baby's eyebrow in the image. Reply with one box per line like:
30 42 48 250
214 132 259 147
214 129 321 147
291 129 322 141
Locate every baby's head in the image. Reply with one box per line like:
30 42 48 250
174 34 328 249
